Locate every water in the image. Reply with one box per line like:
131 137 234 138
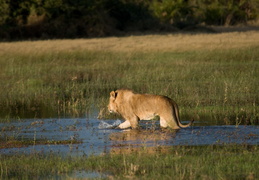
0 118 258 155
58 170 107 179
98 119 122 129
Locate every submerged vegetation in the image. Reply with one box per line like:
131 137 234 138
0 145 258 179
0 138 81 149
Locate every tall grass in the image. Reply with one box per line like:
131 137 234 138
0 33 258 124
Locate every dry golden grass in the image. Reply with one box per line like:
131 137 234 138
1 31 258 55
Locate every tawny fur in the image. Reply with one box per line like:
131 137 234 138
108 89 194 129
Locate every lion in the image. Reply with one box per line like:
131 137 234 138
108 89 194 130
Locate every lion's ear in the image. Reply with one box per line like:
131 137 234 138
110 91 117 99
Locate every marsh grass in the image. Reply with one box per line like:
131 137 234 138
0 125 82 149
0 145 258 179
0 138 81 149
0 32 258 124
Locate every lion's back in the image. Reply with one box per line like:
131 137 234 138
129 93 173 118
114 89 173 118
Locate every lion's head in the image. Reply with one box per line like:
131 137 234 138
108 91 118 113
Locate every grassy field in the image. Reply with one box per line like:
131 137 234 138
0 31 258 124
0 145 258 179
0 31 258 179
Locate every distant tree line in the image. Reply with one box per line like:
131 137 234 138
0 0 258 40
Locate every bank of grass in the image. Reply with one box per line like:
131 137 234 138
0 32 258 124
0 145 258 179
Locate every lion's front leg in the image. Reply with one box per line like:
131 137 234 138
129 117 139 129
118 120 131 129
119 115 139 129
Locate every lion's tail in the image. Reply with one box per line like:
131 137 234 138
178 118 194 128
172 100 194 128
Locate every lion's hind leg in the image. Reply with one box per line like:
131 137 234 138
160 116 180 130
160 118 168 128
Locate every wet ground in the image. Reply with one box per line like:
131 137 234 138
0 117 258 156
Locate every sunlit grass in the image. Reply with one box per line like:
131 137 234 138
0 32 258 179
0 32 258 124
1 32 259 54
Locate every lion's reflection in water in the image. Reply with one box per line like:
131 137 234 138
109 128 178 154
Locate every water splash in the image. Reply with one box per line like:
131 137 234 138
98 120 122 129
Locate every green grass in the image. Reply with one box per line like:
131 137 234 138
0 33 258 124
0 145 258 179
0 35 258 179
0 44 258 124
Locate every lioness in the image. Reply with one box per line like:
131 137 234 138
108 89 194 129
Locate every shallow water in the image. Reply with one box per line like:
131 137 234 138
0 118 258 155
